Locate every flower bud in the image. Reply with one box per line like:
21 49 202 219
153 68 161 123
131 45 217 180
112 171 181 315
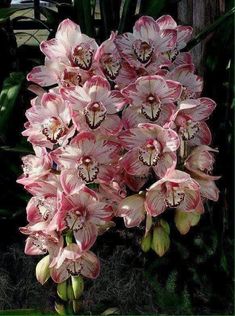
57 281 68 301
35 255 50 285
151 221 170 257
175 210 200 235
67 282 75 300
72 300 82 314
54 302 66 315
71 275 84 299
140 232 152 252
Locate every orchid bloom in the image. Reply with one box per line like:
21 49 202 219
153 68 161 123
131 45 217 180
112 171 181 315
145 170 202 216
156 15 193 58
51 131 120 183
50 243 100 283
55 187 113 251
61 75 125 135
115 16 176 72
171 97 216 146
119 123 179 178
22 92 75 149
122 75 182 126
184 145 220 201
166 64 203 100
116 194 146 228
17 147 52 186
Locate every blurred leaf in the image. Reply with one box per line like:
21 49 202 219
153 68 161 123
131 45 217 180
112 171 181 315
139 0 167 18
118 0 138 33
73 0 94 36
0 6 32 22
0 146 33 154
184 6 235 51
100 0 122 39
0 73 25 137
39 6 59 28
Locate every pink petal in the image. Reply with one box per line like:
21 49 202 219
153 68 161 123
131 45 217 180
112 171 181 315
181 180 201 211
55 19 81 50
60 169 84 195
80 251 100 279
117 195 146 228
120 149 149 176
40 38 67 60
187 122 212 146
145 183 166 216
84 75 110 101
156 15 177 29
50 262 70 283
74 221 98 251
27 66 58 87
100 114 123 135
196 178 219 201
153 151 176 178
133 16 159 41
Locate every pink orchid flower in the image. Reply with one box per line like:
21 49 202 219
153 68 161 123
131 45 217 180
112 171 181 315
55 186 113 251
17 146 52 186
40 19 98 71
119 123 179 178
50 243 100 283
116 194 146 228
22 92 75 149
27 60 101 88
171 97 216 146
95 32 122 81
156 15 193 54
166 64 203 99
51 131 120 183
145 169 202 216
115 16 176 72
184 145 220 201
122 75 181 124
61 75 125 135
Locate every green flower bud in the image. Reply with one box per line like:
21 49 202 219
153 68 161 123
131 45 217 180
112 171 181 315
152 223 170 257
55 302 66 315
175 210 200 235
35 255 50 285
72 300 82 314
140 232 152 252
57 281 68 301
67 282 75 300
71 275 84 299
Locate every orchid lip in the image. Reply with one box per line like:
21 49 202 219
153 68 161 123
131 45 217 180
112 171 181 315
180 121 199 140
78 156 99 183
84 102 107 129
67 261 82 276
165 189 185 207
42 117 67 143
132 40 154 64
101 53 121 80
72 44 93 70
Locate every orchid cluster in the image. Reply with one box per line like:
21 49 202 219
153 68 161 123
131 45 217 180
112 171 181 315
18 15 219 304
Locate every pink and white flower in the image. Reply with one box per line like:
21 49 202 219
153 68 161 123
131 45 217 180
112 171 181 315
145 169 202 216
22 91 75 149
61 75 125 135
184 145 220 201
115 16 176 72
50 243 100 283
171 97 216 145
51 131 120 183
119 123 179 178
122 75 181 124
55 187 113 251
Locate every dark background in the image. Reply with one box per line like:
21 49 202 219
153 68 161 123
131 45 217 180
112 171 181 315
0 0 234 314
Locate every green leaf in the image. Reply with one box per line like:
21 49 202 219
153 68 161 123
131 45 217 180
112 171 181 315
139 0 167 18
118 0 138 33
73 0 94 36
0 6 32 22
100 0 122 39
183 6 235 51
0 72 25 136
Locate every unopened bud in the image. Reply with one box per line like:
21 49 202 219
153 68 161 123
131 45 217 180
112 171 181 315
152 221 170 257
57 281 67 301
35 255 50 285
140 232 152 252
71 275 84 299
54 302 66 315
72 300 82 314
175 210 200 235
67 282 75 300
